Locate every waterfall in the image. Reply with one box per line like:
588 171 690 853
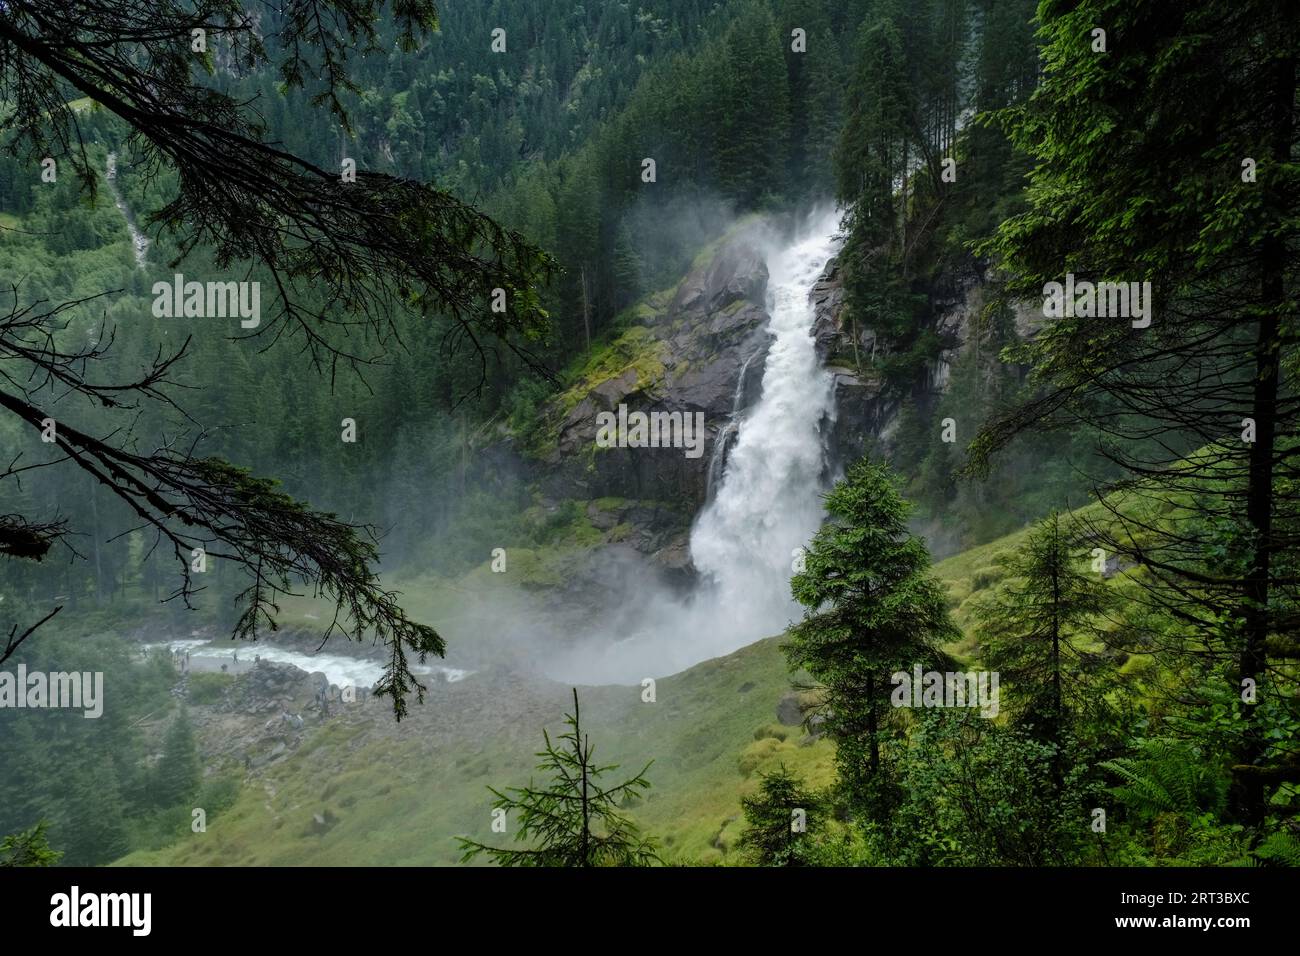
705 342 764 501
543 209 843 684
686 208 841 642
105 152 151 269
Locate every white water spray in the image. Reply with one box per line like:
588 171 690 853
545 209 842 683
689 209 840 621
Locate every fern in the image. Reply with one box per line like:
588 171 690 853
1251 831 1300 867
1100 738 1227 819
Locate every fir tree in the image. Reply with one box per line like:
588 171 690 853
458 690 659 867
785 459 958 820
737 764 820 866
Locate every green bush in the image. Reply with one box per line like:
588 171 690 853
187 672 235 705
196 775 241 817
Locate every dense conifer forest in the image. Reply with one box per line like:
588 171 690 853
0 0 1296 901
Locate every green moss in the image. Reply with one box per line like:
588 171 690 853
607 522 635 543
611 301 659 329
688 212 764 270
554 325 669 415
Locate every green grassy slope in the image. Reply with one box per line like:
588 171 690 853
118 637 836 866
118 510 1084 868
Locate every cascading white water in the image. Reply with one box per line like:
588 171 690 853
544 209 842 684
689 209 840 609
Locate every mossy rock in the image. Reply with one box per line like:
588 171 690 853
607 522 635 543
1118 653 1155 678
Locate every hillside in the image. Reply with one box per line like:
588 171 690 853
117 518 1059 867
4 0 1296 883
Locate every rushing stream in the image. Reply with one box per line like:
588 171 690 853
105 152 150 268
142 638 470 689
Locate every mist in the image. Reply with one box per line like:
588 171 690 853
513 208 844 685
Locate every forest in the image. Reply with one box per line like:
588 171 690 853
0 0 1296 881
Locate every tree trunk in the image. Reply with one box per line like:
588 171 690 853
580 732 591 867
1231 39 1293 830
1049 533 1063 793
89 477 104 606
580 265 592 352
866 675 881 777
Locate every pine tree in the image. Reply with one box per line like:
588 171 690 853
154 708 201 810
738 764 820 866
458 690 659 867
785 459 958 820
973 512 1113 783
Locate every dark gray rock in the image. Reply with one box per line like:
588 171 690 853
540 223 778 537
776 692 803 726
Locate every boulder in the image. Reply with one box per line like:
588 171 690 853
776 692 804 726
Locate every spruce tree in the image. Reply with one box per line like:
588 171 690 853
458 690 659 867
969 0 1300 826
785 459 958 820
833 2 919 370
973 512 1113 782
59 757 131 865
738 764 820 866
0 821 62 867
154 709 201 810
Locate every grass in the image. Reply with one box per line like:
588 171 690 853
117 634 834 866
115 474 1185 867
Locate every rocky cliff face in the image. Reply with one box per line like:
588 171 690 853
520 221 779 570
544 224 774 500
511 220 1001 578
809 254 900 474
811 253 1012 473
